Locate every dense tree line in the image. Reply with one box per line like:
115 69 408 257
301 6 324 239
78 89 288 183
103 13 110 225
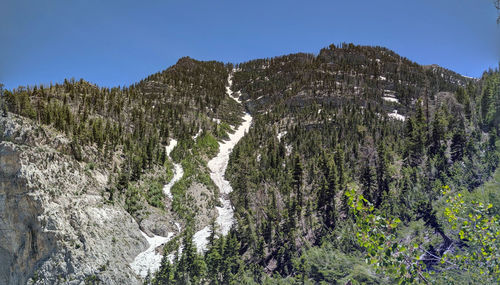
155 47 499 283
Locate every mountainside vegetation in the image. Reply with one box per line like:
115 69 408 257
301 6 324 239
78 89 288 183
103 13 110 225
2 44 498 284
2 57 244 226
153 45 499 284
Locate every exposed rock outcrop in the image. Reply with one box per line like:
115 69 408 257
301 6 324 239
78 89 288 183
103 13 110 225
0 115 147 284
0 142 55 285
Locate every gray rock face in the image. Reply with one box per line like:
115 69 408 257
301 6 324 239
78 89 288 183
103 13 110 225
0 143 56 285
0 115 148 284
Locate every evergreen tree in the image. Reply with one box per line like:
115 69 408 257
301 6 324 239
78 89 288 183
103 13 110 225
292 154 303 214
375 142 390 208
0 83 7 117
325 157 338 229
451 129 466 162
360 162 377 205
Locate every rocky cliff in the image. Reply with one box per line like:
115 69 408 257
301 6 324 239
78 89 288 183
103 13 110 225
0 114 147 284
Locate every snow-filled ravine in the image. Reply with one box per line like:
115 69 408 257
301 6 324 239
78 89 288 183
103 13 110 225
163 139 184 200
193 74 253 252
131 73 253 274
130 139 183 278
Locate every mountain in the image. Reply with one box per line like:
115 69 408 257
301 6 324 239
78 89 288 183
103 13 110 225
0 43 498 284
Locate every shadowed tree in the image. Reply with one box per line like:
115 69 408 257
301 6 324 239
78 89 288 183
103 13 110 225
496 0 500 23
0 83 7 117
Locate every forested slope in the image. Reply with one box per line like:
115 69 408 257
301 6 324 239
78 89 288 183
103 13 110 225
152 45 499 284
2 43 498 284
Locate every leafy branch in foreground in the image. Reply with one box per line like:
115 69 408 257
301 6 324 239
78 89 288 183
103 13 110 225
346 189 428 284
441 186 500 283
347 186 500 284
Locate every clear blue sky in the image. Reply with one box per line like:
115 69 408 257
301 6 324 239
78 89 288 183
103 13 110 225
1 0 499 90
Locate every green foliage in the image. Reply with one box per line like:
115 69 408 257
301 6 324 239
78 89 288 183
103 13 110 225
346 189 427 284
347 183 500 284
297 245 382 284
214 122 232 140
84 274 100 285
125 184 142 215
144 179 165 209
193 132 219 158
441 186 500 283
218 51 498 283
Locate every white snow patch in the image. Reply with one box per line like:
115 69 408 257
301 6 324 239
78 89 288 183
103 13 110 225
216 197 235 236
226 73 242 103
165 139 178 157
193 226 211 253
378 76 386 81
163 139 184 200
277 131 287 142
163 163 183 200
174 222 182 233
382 97 399 103
212 118 221 124
193 129 203 141
388 110 405 121
130 231 174 278
166 253 176 264
208 112 252 220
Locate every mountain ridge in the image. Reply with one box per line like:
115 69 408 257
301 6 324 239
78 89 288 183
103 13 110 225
0 43 498 284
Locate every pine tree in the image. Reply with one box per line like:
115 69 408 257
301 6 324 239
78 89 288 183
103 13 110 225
325 158 338 229
334 146 346 192
376 142 390 208
1 84 7 117
292 154 303 214
430 106 448 156
154 256 172 285
405 99 428 167
451 129 466 162
360 162 377 205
